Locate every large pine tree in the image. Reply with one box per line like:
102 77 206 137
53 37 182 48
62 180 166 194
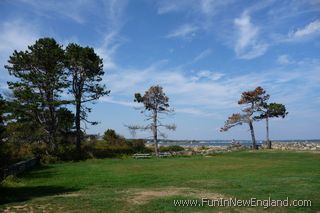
65 43 109 153
5 38 68 152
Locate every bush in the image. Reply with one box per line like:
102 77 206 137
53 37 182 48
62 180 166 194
91 146 134 158
81 139 152 158
102 129 126 146
0 130 155 164
126 139 151 153
0 141 34 169
160 145 184 152
40 155 59 164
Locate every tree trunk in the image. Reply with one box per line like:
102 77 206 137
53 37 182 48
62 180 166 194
248 120 257 150
153 110 159 157
48 132 56 154
48 91 57 154
266 116 271 149
75 99 81 154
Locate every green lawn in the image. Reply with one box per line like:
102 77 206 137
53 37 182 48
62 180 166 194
1 151 319 212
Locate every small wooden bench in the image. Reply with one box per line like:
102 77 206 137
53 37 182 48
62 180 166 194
159 152 172 158
133 153 151 159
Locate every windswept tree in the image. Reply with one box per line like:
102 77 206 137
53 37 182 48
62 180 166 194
128 85 176 156
255 103 288 149
221 86 269 149
65 43 110 153
5 38 68 152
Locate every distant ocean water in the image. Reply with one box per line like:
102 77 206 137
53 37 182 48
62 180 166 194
149 140 320 147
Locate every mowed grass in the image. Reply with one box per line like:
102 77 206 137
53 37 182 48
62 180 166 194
1 151 319 212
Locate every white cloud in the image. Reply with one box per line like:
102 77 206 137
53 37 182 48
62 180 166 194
234 12 259 51
193 49 212 62
200 0 216 15
192 70 224 81
0 20 39 55
276 55 320 66
157 0 182 14
288 20 320 39
96 0 128 70
234 12 268 59
104 62 236 111
17 0 128 71
200 0 234 17
19 0 96 24
157 0 232 17
175 107 222 118
96 31 121 70
0 20 40 83
103 0 128 30
277 55 292 65
102 58 320 121
166 24 198 39
100 96 138 107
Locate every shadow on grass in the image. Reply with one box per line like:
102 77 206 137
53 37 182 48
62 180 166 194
0 185 79 204
0 164 79 205
21 164 56 179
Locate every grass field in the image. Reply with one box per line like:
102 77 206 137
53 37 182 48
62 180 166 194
1 151 319 212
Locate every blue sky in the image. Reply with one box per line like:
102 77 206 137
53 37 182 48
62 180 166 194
0 0 320 140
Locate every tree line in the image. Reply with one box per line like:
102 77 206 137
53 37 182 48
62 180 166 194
0 37 288 166
1 38 108 160
0 37 176 164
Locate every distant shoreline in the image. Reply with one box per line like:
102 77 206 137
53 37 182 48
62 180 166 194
150 141 320 152
147 140 320 147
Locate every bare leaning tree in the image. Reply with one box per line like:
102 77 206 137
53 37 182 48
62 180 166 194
221 86 269 149
127 85 176 157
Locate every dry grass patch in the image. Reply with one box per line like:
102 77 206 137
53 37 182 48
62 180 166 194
3 203 65 213
54 192 82 198
127 187 224 205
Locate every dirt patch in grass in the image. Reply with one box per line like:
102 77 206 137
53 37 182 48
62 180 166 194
3 203 65 213
128 187 224 205
55 192 82 197
130 188 185 204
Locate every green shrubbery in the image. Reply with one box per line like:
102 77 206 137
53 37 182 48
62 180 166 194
126 139 152 153
0 128 151 167
0 142 34 168
73 129 152 159
34 137 152 162
82 138 152 159
159 145 184 152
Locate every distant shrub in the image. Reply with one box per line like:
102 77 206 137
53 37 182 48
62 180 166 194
200 145 209 150
103 129 117 138
102 129 126 146
0 130 155 165
82 139 134 158
126 139 151 153
160 145 184 152
91 145 134 158
79 138 152 159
